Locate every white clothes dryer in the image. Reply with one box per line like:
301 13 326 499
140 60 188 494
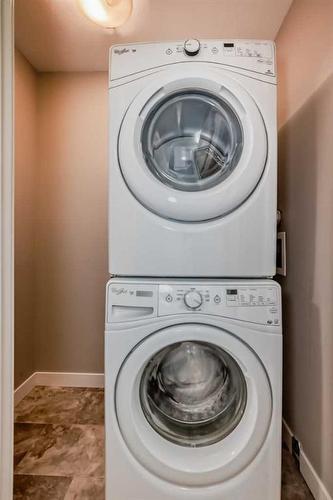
105 278 282 500
108 40 277 277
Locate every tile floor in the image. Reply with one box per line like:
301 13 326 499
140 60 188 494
14 386 314 500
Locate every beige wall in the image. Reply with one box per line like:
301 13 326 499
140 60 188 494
277 0 333 127
279 73 333 498
15 50 38 388
15 67 108 384
15 0 293 72
277 1 333 496
34 72 108 373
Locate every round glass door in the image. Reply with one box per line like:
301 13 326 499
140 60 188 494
118 70 268 222
140 341 247 447
115 323 273 486
141 91 243 192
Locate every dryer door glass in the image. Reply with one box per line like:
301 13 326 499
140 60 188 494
140 340 247 447
141 91 243 192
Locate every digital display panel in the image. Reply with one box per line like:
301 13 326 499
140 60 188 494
226 289 238 295
224 43 235 48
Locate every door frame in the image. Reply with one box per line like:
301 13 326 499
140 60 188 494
0 0 14 498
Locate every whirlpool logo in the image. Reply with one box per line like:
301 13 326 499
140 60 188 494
114 47 130 55
112 287 128 295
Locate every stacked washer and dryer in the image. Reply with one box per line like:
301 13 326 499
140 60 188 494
105 39 282 500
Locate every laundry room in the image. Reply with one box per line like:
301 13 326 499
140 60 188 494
0 0 332 499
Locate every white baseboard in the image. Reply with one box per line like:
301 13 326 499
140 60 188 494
35 371 104 389
14 371 104 406
300 449 332 500
282 419 332 500
14 372 37 406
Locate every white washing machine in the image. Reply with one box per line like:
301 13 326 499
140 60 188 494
105 278 282 500
109 39 277 277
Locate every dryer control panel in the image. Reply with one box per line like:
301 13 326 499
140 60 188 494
110 39 276 82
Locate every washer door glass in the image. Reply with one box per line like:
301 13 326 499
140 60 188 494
140 341 247 447
141 91 243 191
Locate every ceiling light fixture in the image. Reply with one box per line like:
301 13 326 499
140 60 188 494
77 0 133 28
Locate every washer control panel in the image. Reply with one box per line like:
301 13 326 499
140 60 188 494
106 281 281 326
159 284 281 326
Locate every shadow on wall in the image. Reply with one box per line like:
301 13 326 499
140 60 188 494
278 72 333 496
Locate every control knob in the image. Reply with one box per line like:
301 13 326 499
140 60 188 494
184 290 203 310
184 39 201 56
